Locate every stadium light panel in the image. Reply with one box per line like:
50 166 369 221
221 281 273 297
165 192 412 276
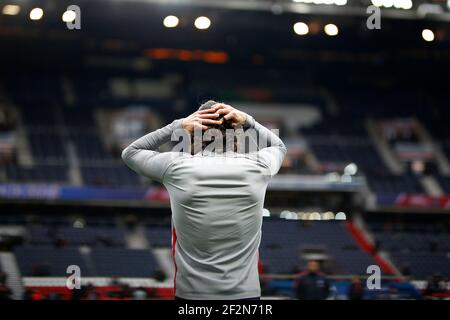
293 22 309 35
382 0 394 8
373 0 411 9
163 15 179 28
62 10 76 23
335 212 347 220
344 163 358 176
403 0 413 9
29 8 43 20
334 0 347 5
2 4 20 15
321 212 336 220
293 0 347 5
280 210 290 218
324 23 339 36
194 16 211 30
422 29 434 42
310 212 321 220
394 0 413 9
371 0 383 7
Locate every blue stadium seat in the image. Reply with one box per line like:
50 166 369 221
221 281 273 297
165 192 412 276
14 245 91 277
260 220 375 275
90 248 158 277
146 226 172 248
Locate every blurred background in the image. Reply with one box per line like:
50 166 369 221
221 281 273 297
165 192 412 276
0 0 449 300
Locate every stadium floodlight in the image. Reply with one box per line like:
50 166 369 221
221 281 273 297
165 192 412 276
280 210 290 218
73 219 85 228
334 0 347 5
194 16 211 30
294 0 347 4
163 15 179 28
382 0 394 8
321 212 336 220
335 212 347 220
300 212 310 220
285 211 298 220
403 0 413 9
309 212 321 220
344 163 358 176
371 0 383 7
324 23 339 36
29 8 43 20
422 29 434 42
341 174 352 183
293 22 309 35
374 0 411 9
2 4 20 15
326 172 340 182
62 10 76 23
394 0 413 9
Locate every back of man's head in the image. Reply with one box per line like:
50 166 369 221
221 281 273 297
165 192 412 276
198 100 218 112
192 100 238 154
198 100 234 130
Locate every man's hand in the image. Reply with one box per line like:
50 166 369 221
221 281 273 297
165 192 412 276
213 104 248 127
181 108 223 133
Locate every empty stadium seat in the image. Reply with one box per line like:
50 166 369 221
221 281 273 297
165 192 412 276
146 226 172 248
260 220 375 275
14 245 91 277
90 248 158 277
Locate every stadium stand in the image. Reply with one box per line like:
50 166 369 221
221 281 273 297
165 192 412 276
261 220 375 275
14 245 91 277
0 1 449 300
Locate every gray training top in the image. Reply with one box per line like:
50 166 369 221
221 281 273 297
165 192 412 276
122 115 286 300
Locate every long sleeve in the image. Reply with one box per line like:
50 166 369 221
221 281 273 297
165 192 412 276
121 119 183 183
245 115 287 177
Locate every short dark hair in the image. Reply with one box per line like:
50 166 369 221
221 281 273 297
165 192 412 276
197 100 218 112
191 100 240 154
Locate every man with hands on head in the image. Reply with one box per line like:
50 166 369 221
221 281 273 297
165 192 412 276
122 101 286 300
